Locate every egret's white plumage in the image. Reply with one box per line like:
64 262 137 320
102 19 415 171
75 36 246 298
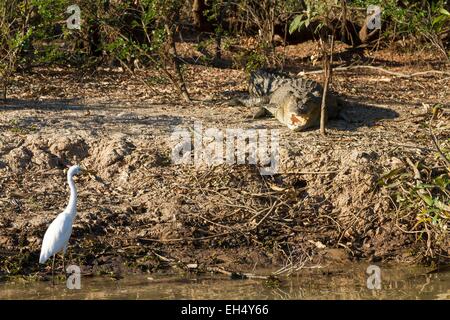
39 165 81 265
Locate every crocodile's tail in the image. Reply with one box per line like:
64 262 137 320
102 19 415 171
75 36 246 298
228 96 270 108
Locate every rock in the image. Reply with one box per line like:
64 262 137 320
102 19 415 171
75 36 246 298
86 135 135 178
5 146 32 171
31 148 59 168
309 240 326 249
0 235 12 247
48 136 89 163
323 248 349 263
94 138 134 168
387 156 403 169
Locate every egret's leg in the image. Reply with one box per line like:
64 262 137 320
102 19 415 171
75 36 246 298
52 255 56 285
62 254 66 277
63 245 68 277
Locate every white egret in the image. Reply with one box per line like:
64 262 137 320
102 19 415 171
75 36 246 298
39 164 82 283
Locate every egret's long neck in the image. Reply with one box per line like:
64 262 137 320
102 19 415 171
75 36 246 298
66 172 77 218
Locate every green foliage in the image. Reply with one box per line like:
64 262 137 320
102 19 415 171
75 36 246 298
102 0 184 65
28 0 74 63
379 1 445 35
244 50 266 73
289 0 449 55
0 0 448 93
432 7 450 32
289 0 335 34
0 0 35 98
379 130 450 259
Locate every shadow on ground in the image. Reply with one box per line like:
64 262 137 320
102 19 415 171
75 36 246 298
0 98 85 111
329 99 400 131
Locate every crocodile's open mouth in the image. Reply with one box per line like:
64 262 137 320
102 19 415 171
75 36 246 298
287 113 308 130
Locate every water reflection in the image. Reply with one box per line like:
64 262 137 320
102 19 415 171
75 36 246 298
0 265 449 300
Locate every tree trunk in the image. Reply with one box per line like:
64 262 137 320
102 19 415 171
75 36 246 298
215 2 224 60
88 20 102 57
192 0 212 31
1 79 6 100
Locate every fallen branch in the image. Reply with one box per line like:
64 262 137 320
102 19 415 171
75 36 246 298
138 230 239 243
116 57 159 95
206 266 271 280
299 65 450 78
281 170 340 175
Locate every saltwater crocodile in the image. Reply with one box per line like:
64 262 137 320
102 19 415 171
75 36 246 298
233 70 341 131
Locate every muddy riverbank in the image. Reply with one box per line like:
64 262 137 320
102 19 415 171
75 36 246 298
0 43 449 280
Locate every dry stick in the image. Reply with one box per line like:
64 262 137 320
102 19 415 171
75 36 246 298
331 4 366 11
115 27 189 102
251 199 279 227
282 169 339 175
1 79 6 100
138 230 238 243
320 34 334 136
177 194 245 232
319 41 328 135
299 65 450 78
206 266 270 280
339 0 358 48
164 23 191 102
151 250 174 263
178 185 259 214
272 255 313 276
139 200 283 244
116 57 159 95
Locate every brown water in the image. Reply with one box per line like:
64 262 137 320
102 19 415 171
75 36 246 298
1 265 449 300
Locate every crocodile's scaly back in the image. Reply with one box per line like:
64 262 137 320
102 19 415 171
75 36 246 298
248 70 292 97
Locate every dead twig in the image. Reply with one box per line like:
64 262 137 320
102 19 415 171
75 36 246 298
299 65 450 78
281 170 339 175
206 266 271 280
319 34 334 136
252 199 280 228
138 230 239 243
